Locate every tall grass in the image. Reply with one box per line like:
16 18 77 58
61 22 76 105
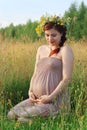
0 41 42 107
0 39 87 130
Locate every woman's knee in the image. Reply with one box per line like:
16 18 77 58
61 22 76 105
7 110 17 120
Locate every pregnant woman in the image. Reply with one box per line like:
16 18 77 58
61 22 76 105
7 15 74 122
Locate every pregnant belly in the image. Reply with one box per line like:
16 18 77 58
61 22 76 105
32 71 61 98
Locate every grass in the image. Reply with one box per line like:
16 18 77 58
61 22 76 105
0 39 87 130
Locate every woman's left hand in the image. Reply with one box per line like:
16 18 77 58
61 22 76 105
37 95 52 104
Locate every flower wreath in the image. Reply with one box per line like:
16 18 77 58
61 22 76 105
35 14 71 36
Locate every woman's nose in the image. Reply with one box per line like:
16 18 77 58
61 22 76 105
49 36 53 41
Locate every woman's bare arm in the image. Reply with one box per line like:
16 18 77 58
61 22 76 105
28 47 41 99
49 45 74 100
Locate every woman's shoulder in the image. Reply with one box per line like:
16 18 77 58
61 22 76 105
38 45 48 50
61 44 72 50
61 45 73 54
60 45 74 59
37 45 49 53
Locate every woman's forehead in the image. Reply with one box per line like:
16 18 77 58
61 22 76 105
45 28 59 34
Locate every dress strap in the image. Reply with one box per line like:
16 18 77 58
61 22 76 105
49 48 60 57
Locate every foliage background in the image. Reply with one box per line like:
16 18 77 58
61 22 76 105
0 2 87 42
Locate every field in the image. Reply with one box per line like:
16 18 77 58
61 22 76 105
0 39 87 130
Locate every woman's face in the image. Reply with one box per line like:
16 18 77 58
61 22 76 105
45 28 62 47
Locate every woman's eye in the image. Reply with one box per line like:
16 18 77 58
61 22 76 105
52 34 56 37
45 34 57 37
45 34 49 37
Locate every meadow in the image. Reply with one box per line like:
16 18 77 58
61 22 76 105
0 39 87 130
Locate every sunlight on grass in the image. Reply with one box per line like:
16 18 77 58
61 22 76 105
0 39 87 130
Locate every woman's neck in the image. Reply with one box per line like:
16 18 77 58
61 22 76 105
49 45 60 50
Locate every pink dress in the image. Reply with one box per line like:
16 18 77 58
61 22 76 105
10 57 70 118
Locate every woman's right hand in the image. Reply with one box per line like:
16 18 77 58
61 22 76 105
29 92 38 103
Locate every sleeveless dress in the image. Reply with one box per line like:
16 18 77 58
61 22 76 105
10 57 70 118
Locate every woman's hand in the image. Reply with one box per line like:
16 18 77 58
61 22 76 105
37 95 52 104
29 91 52 104
29 92 37 103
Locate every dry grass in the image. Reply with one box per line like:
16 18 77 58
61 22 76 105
0 42 41 86
0 40 87 130
0 39 87 87
67 39 87 76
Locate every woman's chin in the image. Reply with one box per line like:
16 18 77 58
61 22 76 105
49 43 55 46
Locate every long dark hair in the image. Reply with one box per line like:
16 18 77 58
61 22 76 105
43 22 67 47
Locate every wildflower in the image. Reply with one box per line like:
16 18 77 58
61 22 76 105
14 121 20 129
28 119 33 126
7 99 12 107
